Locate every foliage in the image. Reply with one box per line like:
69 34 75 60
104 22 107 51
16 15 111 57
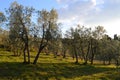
0 12 6 24
0 1 120 66
0 1 120 80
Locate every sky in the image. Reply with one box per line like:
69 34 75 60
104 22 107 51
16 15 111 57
0 0 120 37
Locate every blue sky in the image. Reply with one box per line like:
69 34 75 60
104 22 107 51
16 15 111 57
0 0 59 11
0 0 120 37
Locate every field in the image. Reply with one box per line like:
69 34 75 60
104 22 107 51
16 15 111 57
0 50 120 80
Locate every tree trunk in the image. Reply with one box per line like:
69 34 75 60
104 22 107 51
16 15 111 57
23 46 26 63
63 50 66 58
81 46 85 61
54 51 58 58
115 59 119 66
33 46 44 64
103 60 106 65
33 49 42 64
19 16 30 64
84 41 90 65
13 50 16 56
90 53 94 64
19 49 22 56
26 43 30 63
108 57 111 65
72 55 75 60
74 47 78 64
90 47 95 65
90 39 93 64
17 49 19 56
23 42 30 64
90 39 97 65
108 59 111 65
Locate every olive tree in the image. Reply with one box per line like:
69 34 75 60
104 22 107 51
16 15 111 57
33 9 59 64
6 1 34 63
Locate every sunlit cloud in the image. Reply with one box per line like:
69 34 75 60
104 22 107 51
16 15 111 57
56 0 120 36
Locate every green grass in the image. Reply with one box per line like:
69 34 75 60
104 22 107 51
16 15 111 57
0 51 120 80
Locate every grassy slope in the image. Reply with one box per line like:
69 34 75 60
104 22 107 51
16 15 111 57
0 51 120 80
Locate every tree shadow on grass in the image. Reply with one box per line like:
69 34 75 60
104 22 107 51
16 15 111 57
0 62 118 80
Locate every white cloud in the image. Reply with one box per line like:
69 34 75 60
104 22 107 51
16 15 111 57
56 0 120 36
57 0 103 26
91 0 97 6
56 0 78 4
100 19 120 37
